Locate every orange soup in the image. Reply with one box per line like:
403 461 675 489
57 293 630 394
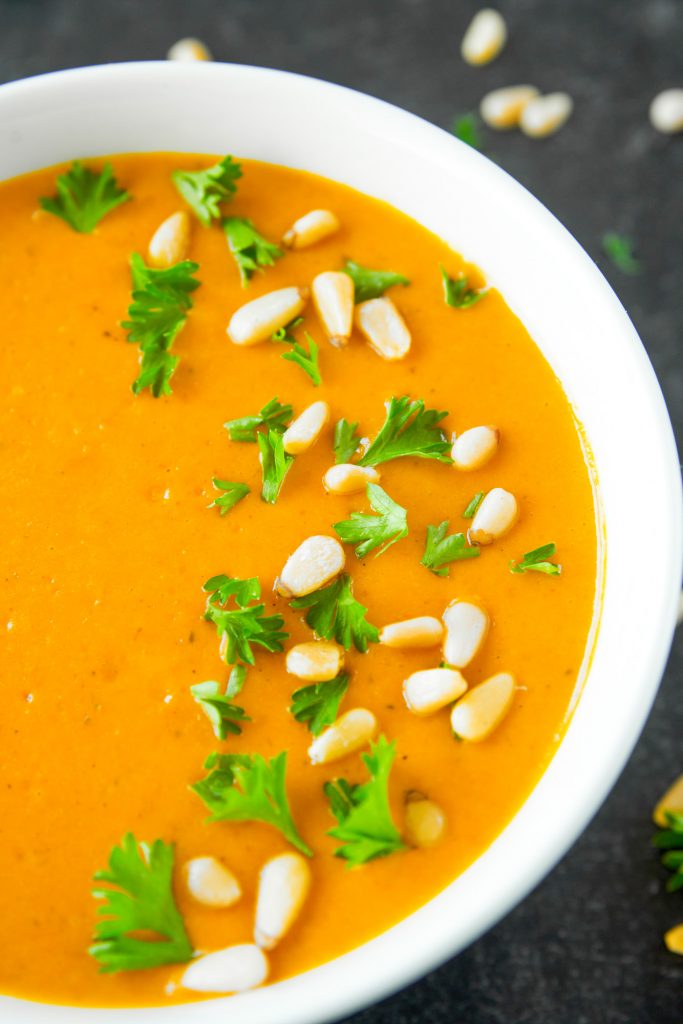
0 153 598 1007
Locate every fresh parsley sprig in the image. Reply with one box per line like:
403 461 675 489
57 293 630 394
203 573 288 665
359 396 452 467
653 811 683 893
290 573 379 653
324 736 406 866
451 112 482 150
191 751 312 856
342 260 410 303
40 161 130 233
224 217 282 285
290 673 350 736
602 232 642 275
172 155 242 226
258 429 294 503
421 521 480 576
334 418 361 463
441 266 486 309
510 543 562 576
334 483 408 559
272 319 322 386
191 677 250 740
90 834 192 973
224 397 293 443
462 491 485 519
208 478 250 515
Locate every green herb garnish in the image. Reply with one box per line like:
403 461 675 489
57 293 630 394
654 811 683 893
258 428 294 504
334 418 361 463
208 478 250 515
223 216 282 285
421 521 480 576
40 161 130 233
203 573 288 665
342 260 410 303
290 573 379 653
172 155 242 226
462 491 485 519
272 319 322 386
441 266 486 309
510 543 561 576
334 483 408 559
602 232 642 275
359 396 451 467
224 397 293 443
290 673 350 736
191 678 250 740
451 113 482 150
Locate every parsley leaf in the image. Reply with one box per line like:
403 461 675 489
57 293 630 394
172 155 242 226
272 320 322 386
334 418 361 463
421 521 480 576
290 673 350 736
290 573 379 653
40 161 130 233
324 736 406 866
122 254 200 397
191 751 312 856
462 491 485 519
224 396 293 443
602 232 642 275
203 573 288 665
224 216 282 285
510 543 562 576
208 478 250 515
334 483 408 559
653 811 683 893
191 679 250 740
342 260 410 303
90 833 192 973
441 266 486 308
359 396 451 467
258 429 294 503
451 112 482 150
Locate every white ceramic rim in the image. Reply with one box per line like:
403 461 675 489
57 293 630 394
0 62 680 1024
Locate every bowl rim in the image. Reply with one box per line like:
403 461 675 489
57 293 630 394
0 60 681 1024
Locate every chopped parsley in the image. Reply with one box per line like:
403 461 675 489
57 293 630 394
324 736 406 866
462 491 485 519
441 266 486 308
172 155 242 226
290 573 379 653
334 483 409 559
342 260 410 303
223 216 282 285
203 573 288 665
334 418 361 463
191 751 312 856
208 478 250 515
451 112 482 150
421 521 480 576
258 428 294 503
272 319 322 386
191 677 250 740
90 833 192 973
224 396 293 443
40 161 130 233
359 396 451 467
122 253 200 397
602 232 642 275
654 811 683 893
290 673 350 736
510 543 562 576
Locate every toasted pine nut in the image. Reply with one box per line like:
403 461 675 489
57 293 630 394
442 600 489 668
355 297 411 361
308 708 377 764
323 464 380 495
379 616 444 648
254 853 312 950
403 667 468 716
520 93 573 138
147 211 191 269
451 425 499 470
312 271 354 348
480 86 539 129
180 944 269 993
184 856 241 908
469 487 518 544
227 286 308 346
286 641 343 681
276 535 345 598
167 37 212 62
461 8 507 66
282 401 330 455
282 209 340 249
653 775 683 828
649 89 683 134
664 924 683 956
451 671 515 741
404 791 446 847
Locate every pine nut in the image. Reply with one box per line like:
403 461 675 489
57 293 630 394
355 297 411 361
480 86 539 129
227 286 308 346
451 425 499 470
468 487 518 544
442 600 489 668
664 924 683 956
404 791 446 847
312 271 354 348
286 641 343 681
282 400 330 455
147 211 191 269
323 464 380 495
649 89 683 134
254 852 312 950
282 209 340 249
520 93 573 138
403 667 468 716
184 856 241 908
450 671 515 741
275 535 345 598
167 37 212 62
653 775 683 828
379 616 444 648
308 708 377 764
461 9 507 66
180 944 269 993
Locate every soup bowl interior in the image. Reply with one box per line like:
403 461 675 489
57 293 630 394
0 61 680 1024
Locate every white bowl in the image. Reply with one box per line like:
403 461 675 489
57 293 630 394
0 62 680 1024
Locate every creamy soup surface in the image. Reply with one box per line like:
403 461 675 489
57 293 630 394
0 154 598 1007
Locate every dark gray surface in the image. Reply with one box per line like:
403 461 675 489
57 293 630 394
1 1 681 1021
